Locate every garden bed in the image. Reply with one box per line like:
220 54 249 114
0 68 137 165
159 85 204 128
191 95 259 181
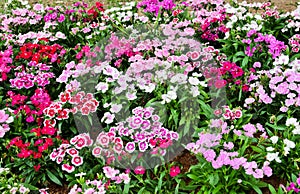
0 0 300 193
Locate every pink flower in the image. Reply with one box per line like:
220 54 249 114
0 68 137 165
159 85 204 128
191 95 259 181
125 142 135 153
33 4 44 11
62 164 75 173
67 148 79 156
71 156 83 166
170 166 181 177
103 166 120 178
262 165 272 177
134 166 145 175
97 133 110 147
119 173 131 184
214 79 227 89
253 62 261 68
0 110 9 123
92 146 102 157
84 188 95 194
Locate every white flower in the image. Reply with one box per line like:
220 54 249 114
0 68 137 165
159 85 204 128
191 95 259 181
6 116 13 123
278 54 289 65
293 125 300 134
254 14 262 20
284 147 290 156
199 81 207 87
0 168 9 174
188 77 200 85
283 139 295 148
190 86 200 97
266 147 275 152
55 32 66 39
270 136 279 144
75 172 86 177
230 15 238 23
286 118 298 126
170 73 187 84
101 112 115 124
161 90 177 104
110 104 122 113
142 83 155 93
95 82 109 93
266 152 281 163
245 97 255 104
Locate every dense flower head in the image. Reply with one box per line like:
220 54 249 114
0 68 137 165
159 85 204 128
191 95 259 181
137 0 176 16
0 46 13 82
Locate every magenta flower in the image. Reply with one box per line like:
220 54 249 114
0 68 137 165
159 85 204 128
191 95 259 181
134 166 145 175
169 166 181 177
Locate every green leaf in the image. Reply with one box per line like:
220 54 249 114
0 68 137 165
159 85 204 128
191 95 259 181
209 173 219 186
268 184 277 194
123 182 130 194
250 146 263 153
252 185 263 194
46 169 62 186
187 174 199 180
23 183 38 191
234 51 246 57
241 56 249 68
212 185 223 194
158 171 166 191
266 123 286 131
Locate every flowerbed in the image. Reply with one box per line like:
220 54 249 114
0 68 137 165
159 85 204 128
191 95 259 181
0 0 300 193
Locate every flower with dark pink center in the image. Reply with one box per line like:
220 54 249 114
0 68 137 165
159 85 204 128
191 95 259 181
71 156 83 166
62 164 75 173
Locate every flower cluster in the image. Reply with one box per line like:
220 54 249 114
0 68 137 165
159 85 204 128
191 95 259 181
0 46 13 82
137 0 176 16
204 60 245 90
289 34 300 53
0 167 30 194
63 90 99 116
0 109 13 138
103 166 130 184
10 61 55 89
50 133 92 173
247 58 300 110
286 174 300 193
187 0 229 41
111 107 179 155
69 179 106 194
243 30 287 59
8 89 51 124
0 7 44 33
15 42 65 64
186 131 272 179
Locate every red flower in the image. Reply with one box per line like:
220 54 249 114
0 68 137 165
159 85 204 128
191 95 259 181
38 144 48 153
169 166 181 177
34 164 41 172
41 126 56 136
59 91 71 103
242 84 250 92
33 152 42 159
95 2 104 11
30 127 41 137
87 7 98 18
